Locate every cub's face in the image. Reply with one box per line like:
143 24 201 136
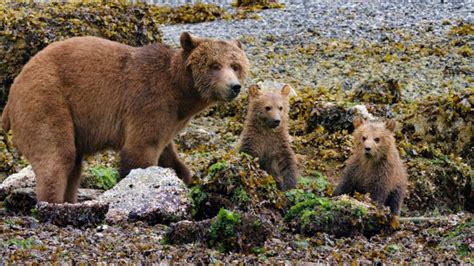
248 85 290 129
352 117 397 160
181 32 249 102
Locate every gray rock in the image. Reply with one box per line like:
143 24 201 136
97 166 191 225
4 187 104 214
0 165 35 200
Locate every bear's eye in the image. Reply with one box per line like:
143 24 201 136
265 106 272 111
374 137 380 143
231 64 240 72
279 106 283 111
211 63 221 70
362 136 367 141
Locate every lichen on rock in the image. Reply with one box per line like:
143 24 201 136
97 166 191 225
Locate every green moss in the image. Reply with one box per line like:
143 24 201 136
88 167 118 190
208 208 242 252
189 186 208 218
285 195 390 237
208 162 229 177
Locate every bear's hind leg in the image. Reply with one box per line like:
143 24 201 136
64 154 83 203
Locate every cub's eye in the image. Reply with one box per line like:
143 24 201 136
279 106 283 111
374 137 380 143
265 106 272 111
362 136 367 141
231 64 240 72
211 64 221 70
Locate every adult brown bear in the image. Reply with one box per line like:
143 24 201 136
1 32 249 203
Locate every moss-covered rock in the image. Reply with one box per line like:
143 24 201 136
405 156 472 213
189 151 285 220
351 77 402 104
285 194 392 237
166 208 275 253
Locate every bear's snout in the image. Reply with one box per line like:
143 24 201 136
230 83 241 97
269 119 281 128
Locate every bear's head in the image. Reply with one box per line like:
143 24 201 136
180 32 249 102
247 84 291 129
352 117 397 161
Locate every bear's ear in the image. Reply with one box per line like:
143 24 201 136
353 117 364 129
386 119 396 132
230 40 243 50
180 32 201 52
281 85 291 96
249 85 261 98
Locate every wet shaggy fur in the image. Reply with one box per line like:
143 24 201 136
333 118 407 214
1 32 249 203
239 84 298 191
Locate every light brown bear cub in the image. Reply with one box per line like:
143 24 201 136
333 117 407 215
239 84 298 190
2 32 249 203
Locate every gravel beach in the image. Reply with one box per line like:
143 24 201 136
1 1 473 263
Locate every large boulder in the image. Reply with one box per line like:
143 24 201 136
97 166 191 224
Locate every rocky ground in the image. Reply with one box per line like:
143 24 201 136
1 0 473 263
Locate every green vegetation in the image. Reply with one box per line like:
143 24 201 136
3 237 35 249
88 167 118 190
208 208 242 252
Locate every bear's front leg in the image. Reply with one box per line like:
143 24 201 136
159 142 191 184
386 186 405 215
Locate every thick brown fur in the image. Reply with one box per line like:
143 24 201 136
239 84 298 190
333 117 408 214
1 32 249 203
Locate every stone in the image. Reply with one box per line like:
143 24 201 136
36 201 109 227
97 166 191 224
0 166 35 200
4 187 104 214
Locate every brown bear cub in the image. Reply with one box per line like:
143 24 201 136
2 32 249 203
333 117 407 215
239 84 298 190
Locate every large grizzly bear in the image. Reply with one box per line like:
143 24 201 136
333 117 407 215
239 84 298 190
1 32 249 203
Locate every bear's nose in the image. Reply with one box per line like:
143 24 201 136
271 119 281 128
365 147 371 152
230 84 241 95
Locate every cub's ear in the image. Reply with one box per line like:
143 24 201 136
249 85 261 98
353 117 364 129
180 32 201 52
230 40 243 50
386 119 396 132
281 85 291 96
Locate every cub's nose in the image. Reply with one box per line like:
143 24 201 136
365 147 371 152
230 84 241 95
271 119 281 128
